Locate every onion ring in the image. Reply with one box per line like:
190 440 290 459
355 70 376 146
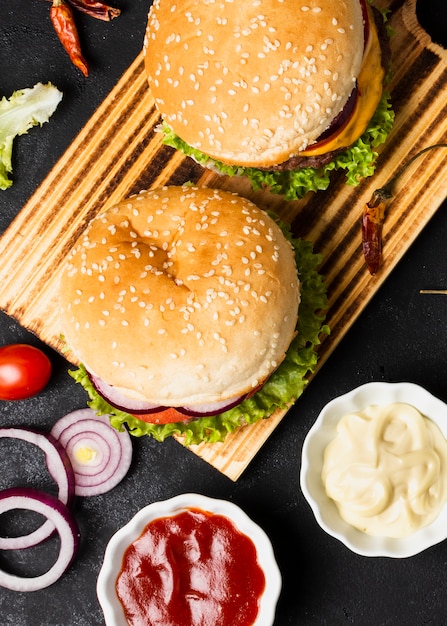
0 428 75 550
51 409 133 496
0 487 80 592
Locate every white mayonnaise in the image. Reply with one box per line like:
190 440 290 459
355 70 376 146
322 402 447 537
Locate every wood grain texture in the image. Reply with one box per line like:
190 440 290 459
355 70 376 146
0 0 445 480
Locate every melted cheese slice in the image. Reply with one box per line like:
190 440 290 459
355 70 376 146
300 6 385 157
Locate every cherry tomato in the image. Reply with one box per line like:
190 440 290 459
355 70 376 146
0 344 52 400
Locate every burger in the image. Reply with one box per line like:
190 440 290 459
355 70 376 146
60 186 328 444
143 0 394 200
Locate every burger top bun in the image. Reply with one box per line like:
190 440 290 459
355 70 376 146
60 186 300 407
144 0 365 168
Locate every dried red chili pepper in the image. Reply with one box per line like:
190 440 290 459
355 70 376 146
50 0 89 76
67 0 120 21
362 143 447 275
362 188 389 275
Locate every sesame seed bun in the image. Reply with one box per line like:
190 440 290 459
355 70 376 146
60 186 300 407
144 0 365 167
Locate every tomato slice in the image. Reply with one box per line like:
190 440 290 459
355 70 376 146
0 344 52 401
130 407 188 425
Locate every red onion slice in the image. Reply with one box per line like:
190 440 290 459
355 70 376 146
50 409 133 497
0 428 75 551
177 394 247 417
316 86 359 143
88 372 166 414
88 371 251 418
0 487 80 592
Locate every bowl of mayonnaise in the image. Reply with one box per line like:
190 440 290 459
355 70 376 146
300 381 447 557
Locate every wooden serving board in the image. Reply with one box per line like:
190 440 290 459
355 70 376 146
0 0 446 480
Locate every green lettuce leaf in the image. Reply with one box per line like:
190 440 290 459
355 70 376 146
69 221 329 445
0 82 63 190
161 91 395 201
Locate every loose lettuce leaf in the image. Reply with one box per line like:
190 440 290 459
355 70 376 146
0 82 62 190
69 222 329 445
161 91 395 201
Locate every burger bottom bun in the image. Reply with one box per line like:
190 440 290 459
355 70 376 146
60 186 300 406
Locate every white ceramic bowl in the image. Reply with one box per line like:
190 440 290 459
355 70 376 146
97 493 281 625
300 381 447 558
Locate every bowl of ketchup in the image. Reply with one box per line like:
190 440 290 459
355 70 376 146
97 493 281 625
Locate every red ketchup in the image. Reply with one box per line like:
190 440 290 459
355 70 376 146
115 508 266 626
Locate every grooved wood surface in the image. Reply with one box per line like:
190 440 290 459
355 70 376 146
0 0 445 479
